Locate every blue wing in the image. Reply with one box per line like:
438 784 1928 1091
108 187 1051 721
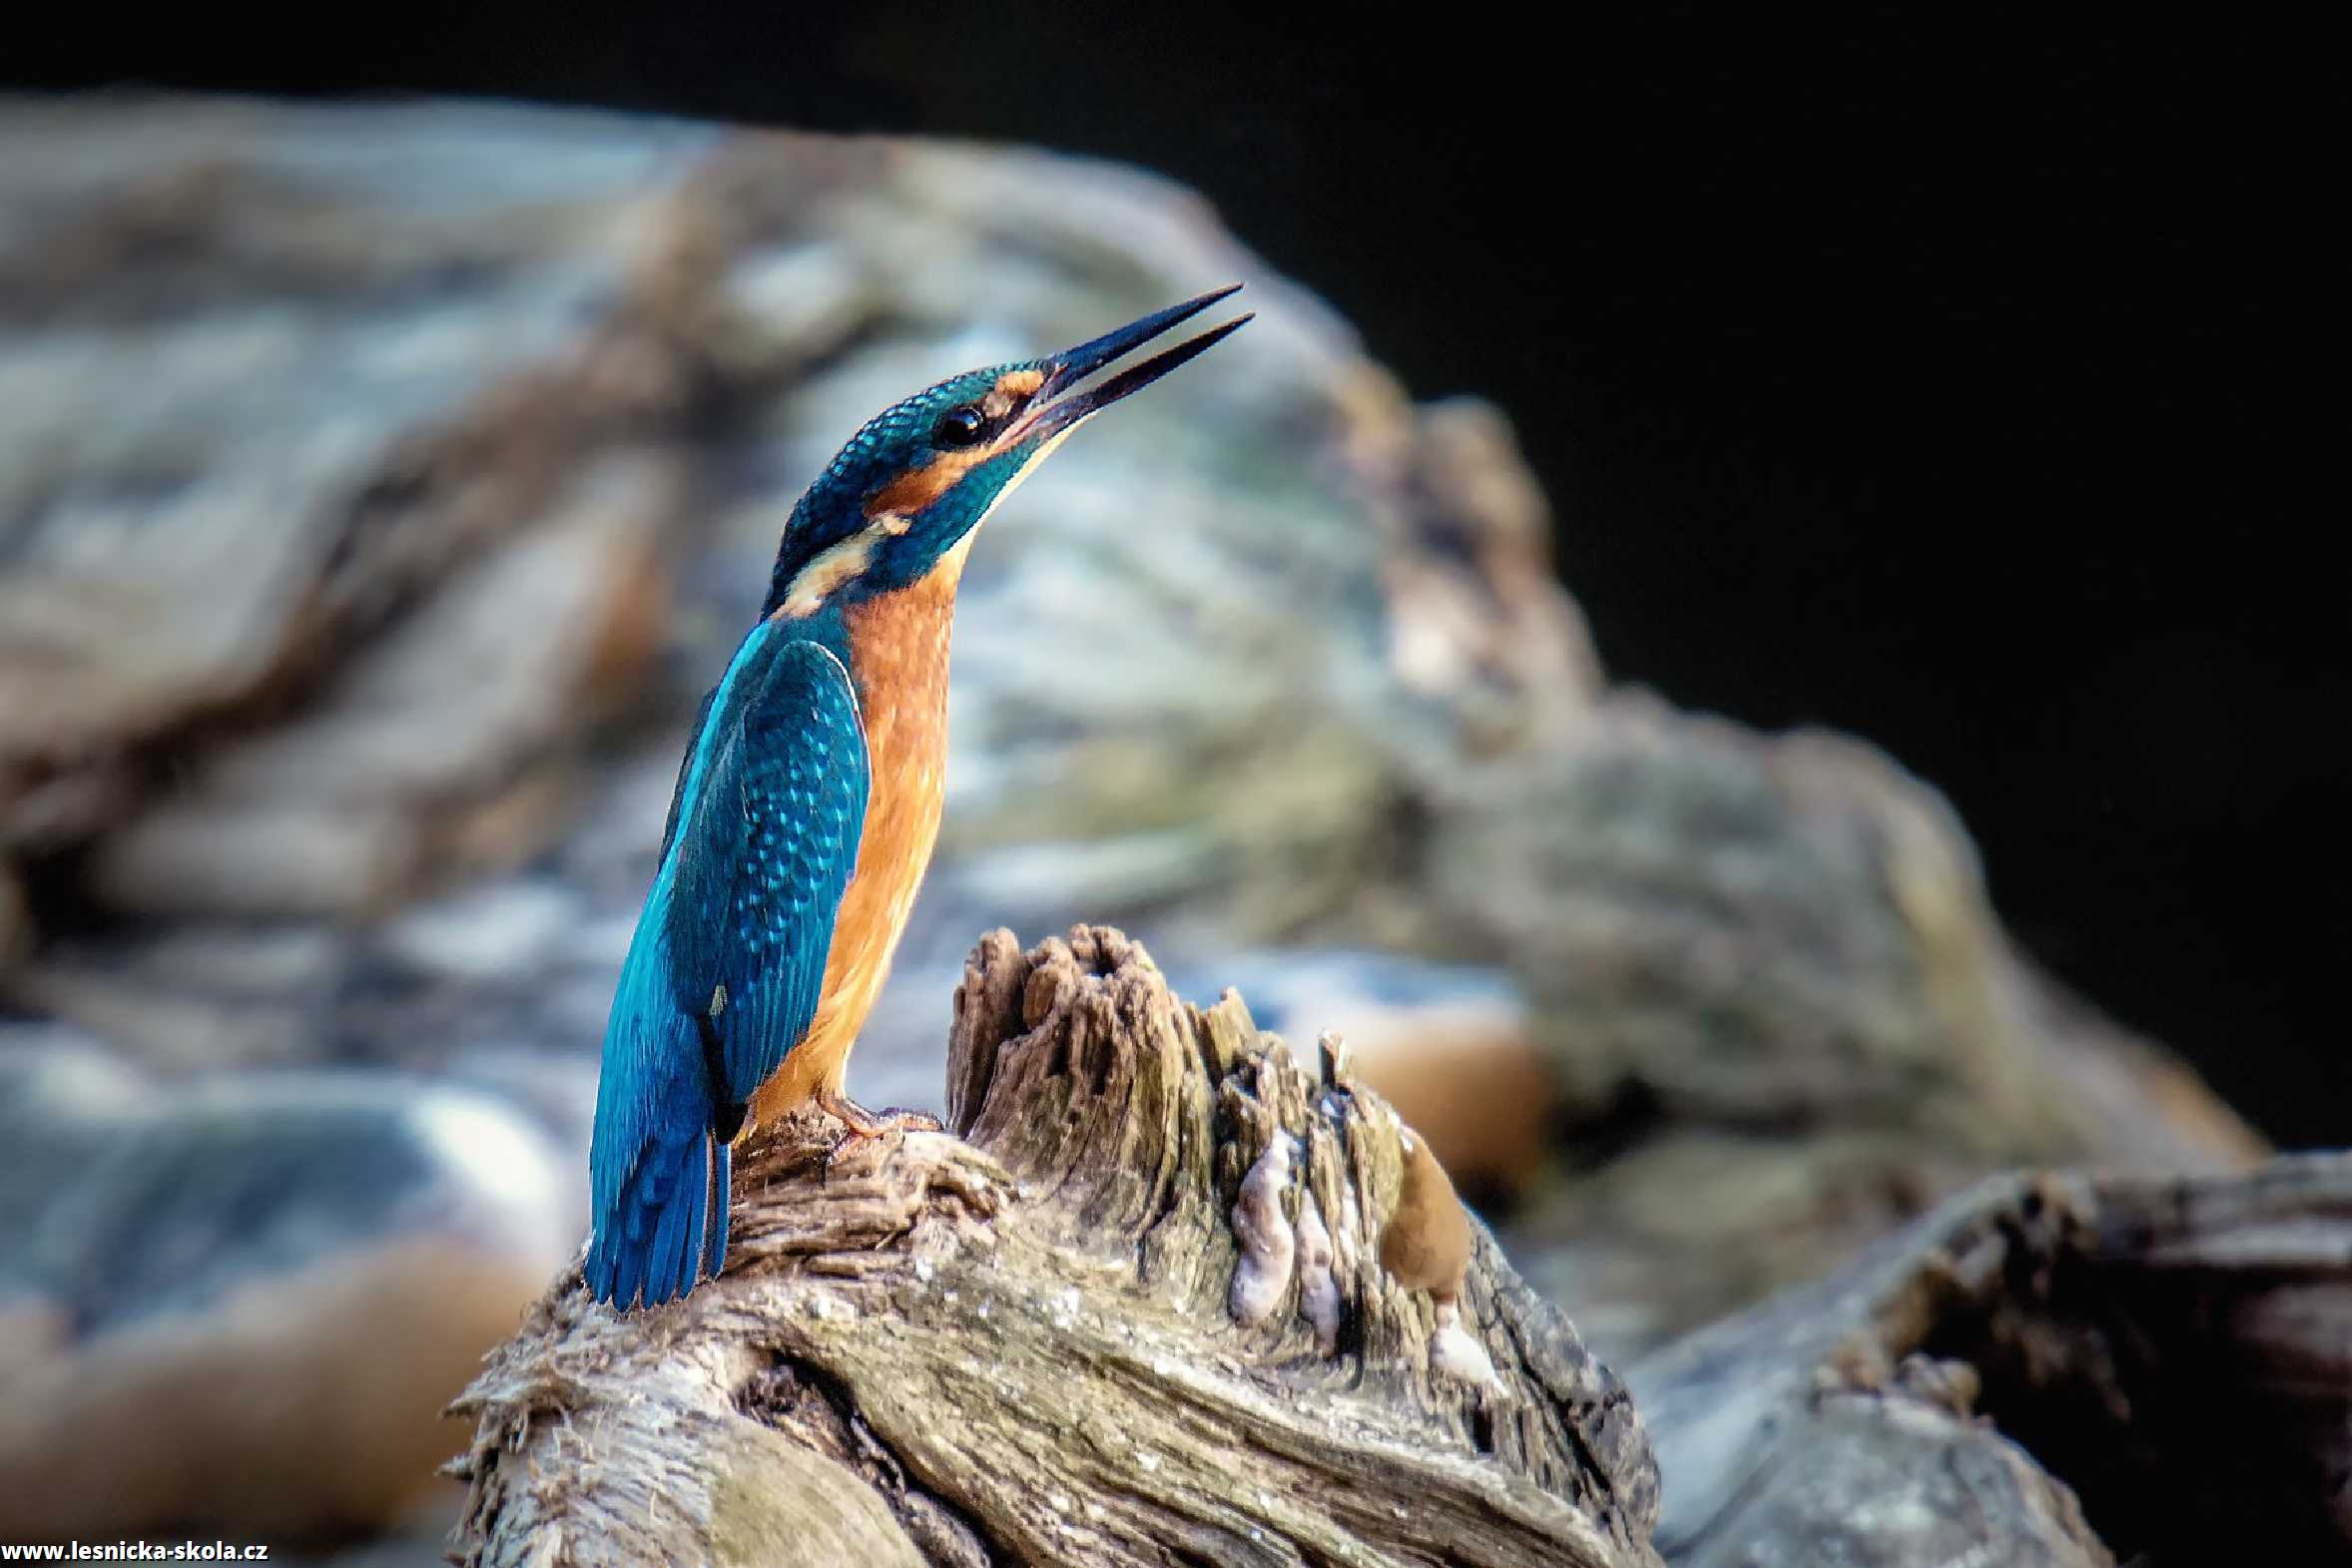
586 631 870 1309
668 637 871 1106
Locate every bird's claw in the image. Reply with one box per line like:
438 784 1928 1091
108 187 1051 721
816 1091 942 1180
818 1088 941 1138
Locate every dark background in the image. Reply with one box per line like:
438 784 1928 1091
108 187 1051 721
10 11 2333 1141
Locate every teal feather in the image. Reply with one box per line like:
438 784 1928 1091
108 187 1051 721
585 628 870 1308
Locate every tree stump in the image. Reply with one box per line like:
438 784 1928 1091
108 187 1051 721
448 926 1663 1567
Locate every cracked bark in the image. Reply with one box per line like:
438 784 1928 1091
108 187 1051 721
448 926 1663 1568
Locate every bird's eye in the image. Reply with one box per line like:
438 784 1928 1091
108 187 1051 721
933 405 987 448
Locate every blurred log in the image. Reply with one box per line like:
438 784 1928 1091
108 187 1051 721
1431 702 2267 1357
449 927 1663 1568
1632 1152 2352 1567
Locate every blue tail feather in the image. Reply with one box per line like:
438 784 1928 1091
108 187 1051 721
587 997 727 1309
646 1140 699 1305
588 1120 720 1309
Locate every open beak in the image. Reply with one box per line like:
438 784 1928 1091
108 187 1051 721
1017 284 1253 444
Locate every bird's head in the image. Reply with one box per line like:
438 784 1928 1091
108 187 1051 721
763 285 1251 620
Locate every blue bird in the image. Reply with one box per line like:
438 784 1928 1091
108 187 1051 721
586 286 1253 1308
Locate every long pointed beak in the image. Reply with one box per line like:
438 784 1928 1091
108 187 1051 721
1018 284 1253 444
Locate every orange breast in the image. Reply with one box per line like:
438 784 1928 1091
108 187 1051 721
746 543 967 1126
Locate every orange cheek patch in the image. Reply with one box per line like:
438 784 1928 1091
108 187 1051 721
866 449 981 517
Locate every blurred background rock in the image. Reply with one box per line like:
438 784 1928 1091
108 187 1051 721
0 62 2304 1565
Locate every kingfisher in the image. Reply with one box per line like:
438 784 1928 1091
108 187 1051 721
586 286 1252 1309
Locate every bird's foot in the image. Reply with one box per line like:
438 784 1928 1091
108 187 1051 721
816 1089 943 1177
818 1088 943 1139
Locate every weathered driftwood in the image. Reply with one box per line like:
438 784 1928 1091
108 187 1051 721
450 926 1663 1568
1632 1151 2352 1567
